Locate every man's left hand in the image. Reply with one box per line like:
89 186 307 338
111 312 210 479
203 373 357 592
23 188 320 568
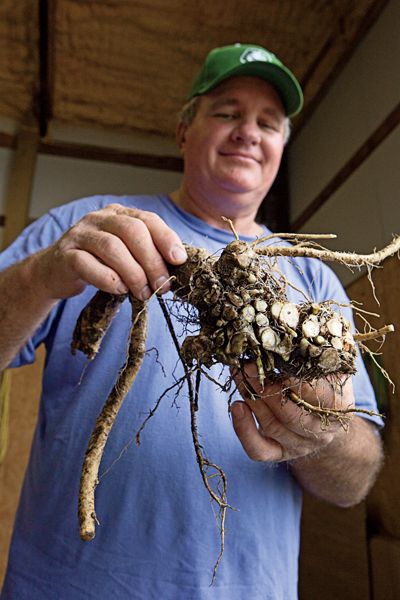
231 362 355 462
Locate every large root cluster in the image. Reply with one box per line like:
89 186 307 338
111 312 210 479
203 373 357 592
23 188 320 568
72 229 399 578
171 240 358 384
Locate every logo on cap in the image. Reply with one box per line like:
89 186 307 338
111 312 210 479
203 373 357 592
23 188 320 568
240 48 275 64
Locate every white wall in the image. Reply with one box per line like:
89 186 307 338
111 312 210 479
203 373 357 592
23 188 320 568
288 0 400 286
0 124 182 249
30 154 182 218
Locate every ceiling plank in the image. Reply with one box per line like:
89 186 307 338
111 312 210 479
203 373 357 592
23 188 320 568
48 0 388 138
0 1 391 140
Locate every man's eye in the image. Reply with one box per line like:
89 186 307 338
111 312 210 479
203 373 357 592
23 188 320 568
259 121 276 130
215 113 237 120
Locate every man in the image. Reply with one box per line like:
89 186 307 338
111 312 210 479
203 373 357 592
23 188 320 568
0 44 382 599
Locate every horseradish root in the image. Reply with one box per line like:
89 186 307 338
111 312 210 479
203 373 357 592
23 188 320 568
72 230 399 574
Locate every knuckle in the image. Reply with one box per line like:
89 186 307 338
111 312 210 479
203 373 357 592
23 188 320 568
147 257 168 277
248 444 267 462
104 202 124 213
61 221 84 243
119 262 148 293
64 249 85 275
85 204 127 227
71 210 107 235
139 210 163 226
96 235 121 259
140 212 179 242
128 217 149 239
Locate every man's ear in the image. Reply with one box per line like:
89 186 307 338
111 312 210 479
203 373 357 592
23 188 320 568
176 121 188 154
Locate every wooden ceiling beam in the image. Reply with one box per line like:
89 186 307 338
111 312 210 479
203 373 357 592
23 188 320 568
0 133 183 173
37 139 183 172
36 0 55 138
2 120 39 247
0 133 15 150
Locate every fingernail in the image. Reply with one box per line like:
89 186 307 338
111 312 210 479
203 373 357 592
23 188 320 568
171 245 187 263
232 402 244 418
140 285 152 300
154 275 170 292
116 282 128 294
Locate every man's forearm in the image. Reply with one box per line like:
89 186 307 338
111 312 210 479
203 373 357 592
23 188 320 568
289 416 383 507
0 252 59 371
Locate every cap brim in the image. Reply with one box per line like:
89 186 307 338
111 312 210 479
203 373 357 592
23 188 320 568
191 62 303 117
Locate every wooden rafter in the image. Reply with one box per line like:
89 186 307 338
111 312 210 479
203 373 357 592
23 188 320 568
36 0 55 137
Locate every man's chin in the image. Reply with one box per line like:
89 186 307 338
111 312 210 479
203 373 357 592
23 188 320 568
216 177 268 197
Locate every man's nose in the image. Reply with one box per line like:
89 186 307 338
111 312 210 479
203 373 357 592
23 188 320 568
231 120 261 145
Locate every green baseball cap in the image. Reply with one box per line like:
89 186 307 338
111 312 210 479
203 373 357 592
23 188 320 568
187 43 303 117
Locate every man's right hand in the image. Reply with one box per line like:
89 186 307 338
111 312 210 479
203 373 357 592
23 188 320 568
37 204 188 300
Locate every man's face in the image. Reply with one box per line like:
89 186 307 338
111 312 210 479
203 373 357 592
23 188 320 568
179 76 286 203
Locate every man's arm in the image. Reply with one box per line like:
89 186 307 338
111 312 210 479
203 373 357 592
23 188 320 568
0 253 59 371
231 364 383 506
0 204 187 371
289 416 383 506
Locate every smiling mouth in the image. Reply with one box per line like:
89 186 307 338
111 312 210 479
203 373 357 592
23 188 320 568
220 152 260 163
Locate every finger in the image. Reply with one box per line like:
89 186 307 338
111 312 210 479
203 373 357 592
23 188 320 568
63 229 152 299
102 215 177 294
232 366 313 435
244 397 335 459
285 376 355 411
86 206 187 296
232 364 282 400
102 205 188 265
244 394 317 448
231 401 284 462
134 210 188 265
63 249 129 295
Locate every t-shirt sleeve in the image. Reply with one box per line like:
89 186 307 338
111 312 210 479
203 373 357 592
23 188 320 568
0 196 115 367
0 213 67 367
0 195 138 368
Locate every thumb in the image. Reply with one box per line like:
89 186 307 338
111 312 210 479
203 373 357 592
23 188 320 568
231 401 283 462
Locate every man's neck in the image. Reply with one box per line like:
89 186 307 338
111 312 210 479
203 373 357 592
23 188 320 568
169 187 264 237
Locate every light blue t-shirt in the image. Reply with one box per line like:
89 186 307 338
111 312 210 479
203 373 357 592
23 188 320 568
0 195 380 600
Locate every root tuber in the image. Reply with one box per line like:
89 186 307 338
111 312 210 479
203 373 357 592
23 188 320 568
72 230 400 576
77 295 147 541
